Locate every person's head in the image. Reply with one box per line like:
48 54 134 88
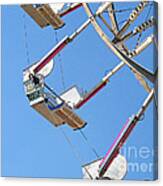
29 74 34 80
45 98 48 103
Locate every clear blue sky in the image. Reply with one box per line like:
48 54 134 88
1 2 157 180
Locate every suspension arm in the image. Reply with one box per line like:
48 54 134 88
99 89 154 178
34 36 69 74
75 33 154 109
75 62 125 109
33 2 113 75
59 3 82 17
75 81 107 109
129 34 155 57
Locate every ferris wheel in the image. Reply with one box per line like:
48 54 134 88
21 2 157 180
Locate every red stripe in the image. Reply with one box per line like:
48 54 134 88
75 81 107 109
99 118 130 167
99 120 137 177
99 149 119 177
34 40 67 74
60 4 82 17
119 121 136 148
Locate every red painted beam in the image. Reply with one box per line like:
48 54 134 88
99 117 137 177
99 149 119 177
59 3 82 17
75 81 108 109
34 38 68 74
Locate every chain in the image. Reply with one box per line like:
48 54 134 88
22 13 31 66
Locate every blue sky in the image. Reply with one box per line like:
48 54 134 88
1 2 157 180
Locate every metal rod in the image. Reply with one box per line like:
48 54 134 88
44 83 65 102
34 36 69 74
75 81 107 109
33 3 112 75
107 2 119 34
98 14 117 36
75 33 154 109
99 89 154 178
59 3 82 17
129 34 154 57
114 17 155 45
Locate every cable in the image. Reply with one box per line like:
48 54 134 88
54 23 99 173
135 3 153 49
118 19 127 26
116 3 153 35
22 13 31 66
114 7 138 13
54 30 66 90
135 32 142 49
59 127 93 179
54 29 100 160
104 7 134 14
144 3 153 21
60 127 83 164
79 129 100 159
104 3 153 14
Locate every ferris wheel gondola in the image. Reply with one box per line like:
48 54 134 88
21 3 82 29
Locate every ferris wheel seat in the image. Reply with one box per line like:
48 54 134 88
21 4 65 29
28 88 86 129
32 99 86 129
60 86 83 109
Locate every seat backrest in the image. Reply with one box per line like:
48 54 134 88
60 86 82 108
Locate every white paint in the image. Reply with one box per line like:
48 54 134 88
82 154 127 180
49 3 65 13
60 86 82 108
38 59 54 77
